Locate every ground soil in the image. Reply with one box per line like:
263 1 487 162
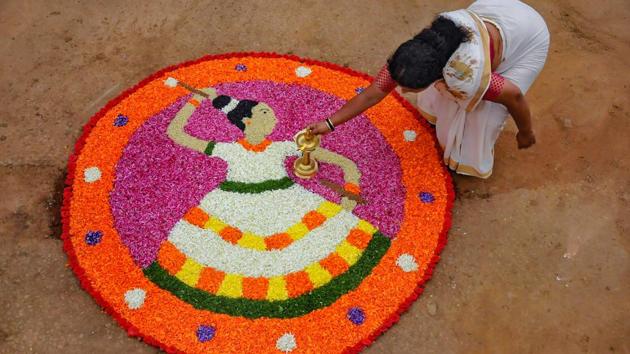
1 0 628 353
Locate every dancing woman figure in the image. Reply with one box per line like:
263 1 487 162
157 86 388 294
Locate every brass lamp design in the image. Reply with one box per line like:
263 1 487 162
293 128 320 179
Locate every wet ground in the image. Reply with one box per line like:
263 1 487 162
1 0 628 353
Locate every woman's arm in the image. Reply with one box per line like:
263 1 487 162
486 78 536 149
308 83 389 135
167 87 217 153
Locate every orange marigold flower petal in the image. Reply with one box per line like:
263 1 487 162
242 277 269 300
264 233 293 250
197 267 226 293
346 229 372 250
219 226 243 244
344 182 361 195
301 211 327 230
319 253 350 277
157 242 187 275
285 271 314 298
182 207 209 228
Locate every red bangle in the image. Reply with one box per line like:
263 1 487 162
344 183 361 195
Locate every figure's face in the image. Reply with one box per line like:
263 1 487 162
243 103 277 137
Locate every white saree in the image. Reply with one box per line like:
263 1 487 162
417 0 550 178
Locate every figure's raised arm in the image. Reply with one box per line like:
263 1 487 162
164 78 217 153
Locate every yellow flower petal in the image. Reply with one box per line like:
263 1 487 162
286 223 309 241
266 276 289 301
217 274 243 298
175 258 203 286
304 263 332 288
237 232 266 250
335 241 362 266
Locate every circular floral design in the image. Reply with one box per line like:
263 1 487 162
62 53 453 353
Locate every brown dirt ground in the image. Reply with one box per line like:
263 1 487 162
1 0 628 353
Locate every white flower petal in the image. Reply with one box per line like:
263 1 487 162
83 167 101 183
403 130 417 142
295 66 312 78
213 141 296 183
396 253 418 272
164 77 178 87
124 288 146 309
276 333 297 353
199 187 320 235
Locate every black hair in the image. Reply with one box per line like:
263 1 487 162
212 95 259 131
387 16 469 89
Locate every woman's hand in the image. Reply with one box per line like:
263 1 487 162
487 78 536 150
516 130 536 149
303 83 389 136
306 120 332 135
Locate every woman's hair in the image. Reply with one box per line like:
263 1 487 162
388 16 469 89
212 95 259 131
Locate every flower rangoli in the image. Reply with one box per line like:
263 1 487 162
62 53 454 353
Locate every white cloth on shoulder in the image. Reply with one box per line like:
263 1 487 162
417 0 550 178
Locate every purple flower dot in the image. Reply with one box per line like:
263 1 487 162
347 307 365 325
85 231 103 246
196 325 216 342
114 114 128 127
235 64 247 72
355 87 365 94
419 192 435 204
